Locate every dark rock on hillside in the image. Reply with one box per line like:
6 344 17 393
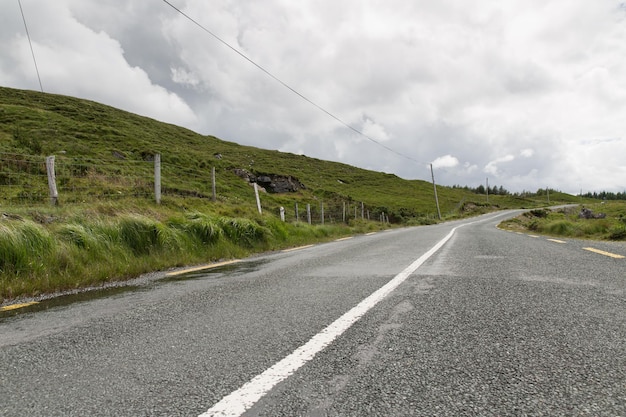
579 207 606 219
232 169 305 193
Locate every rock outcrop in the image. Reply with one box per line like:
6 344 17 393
579 207 606 219
232 169 305 193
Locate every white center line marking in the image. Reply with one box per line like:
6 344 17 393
199 224 465 417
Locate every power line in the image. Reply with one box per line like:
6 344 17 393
161 0 425 166
17 0 43 93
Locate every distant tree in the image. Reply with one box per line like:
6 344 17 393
582 190 626 200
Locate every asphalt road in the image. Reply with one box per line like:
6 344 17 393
1 211 624 416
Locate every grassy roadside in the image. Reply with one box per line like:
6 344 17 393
0 197 400 304
0 87 599 304
0 195 585 305
499 202 626 241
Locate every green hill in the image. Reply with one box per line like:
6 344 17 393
1 86 577 219
0 86 583 302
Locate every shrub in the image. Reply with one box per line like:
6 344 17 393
155 222 189 251
218 217 268 247
526 209 550 218
57 224 97 249
0 221 52 273
259 216 289 242
184 213 222 245
579 220 610 236
608 226 626 240
118 215 160 255
545 220 574 235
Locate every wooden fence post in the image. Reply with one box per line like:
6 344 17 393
154 153 161 204
295 202 299 222
306 204 311 225
45 155 58 205
254 183 262 214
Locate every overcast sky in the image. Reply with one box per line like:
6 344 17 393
2 1 625 193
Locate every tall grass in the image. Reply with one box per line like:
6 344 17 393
182 213 223 245
117 215 160 255
218 217 269 248
0 208 370 302
0 221 52 274
500 202 626 240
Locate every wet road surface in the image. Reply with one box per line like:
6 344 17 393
1 211 625 416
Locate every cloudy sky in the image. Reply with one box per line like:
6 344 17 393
1 0 625 193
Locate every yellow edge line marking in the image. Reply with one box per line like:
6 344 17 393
547 239 566 244
166 260 241 277
335 237 354 242
0 301 39 312
365 232 377 236
583 247 625 259
282 244 314 253
528 235 540 238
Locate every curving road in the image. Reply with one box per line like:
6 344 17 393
1 211 625 416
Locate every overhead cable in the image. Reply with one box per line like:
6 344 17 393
161 0 424 166
17 0 43 93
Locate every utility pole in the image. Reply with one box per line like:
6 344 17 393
486 177 489 203
430 164 442 221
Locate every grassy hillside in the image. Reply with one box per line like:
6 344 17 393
0 86 580 218
0 86 585 302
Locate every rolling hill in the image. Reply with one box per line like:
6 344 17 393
0 86 584 301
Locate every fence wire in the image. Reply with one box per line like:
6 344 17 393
0 153 390 224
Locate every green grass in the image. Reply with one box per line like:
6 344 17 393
0 86 582 218
500 202 626 240
0 86 591 302
0 202 372 302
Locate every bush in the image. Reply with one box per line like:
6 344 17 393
608 226 626 240
57 224 97 249
545 220 574 235
526 209 550 218
118 216 160 255
183 213 222 245
579 220 610 236
218 217 268 247
0 221 52 273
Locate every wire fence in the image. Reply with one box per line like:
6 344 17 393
0 152 155 203
0 152 394 224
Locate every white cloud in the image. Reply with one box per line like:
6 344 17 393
520 149 534 158
432 155 459 169
361 118 391 142
485 155 515 176
1 0 196 127
1 0 625 193
171 67 200 87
